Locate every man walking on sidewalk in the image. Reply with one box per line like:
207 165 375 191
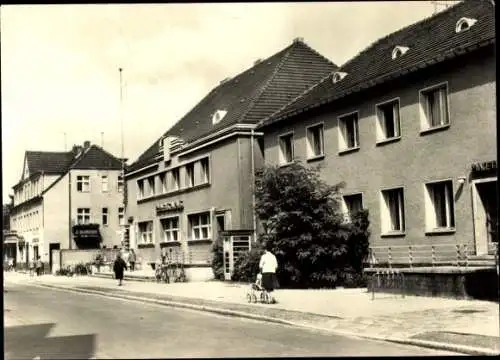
259 243 278 303
113 253 127 286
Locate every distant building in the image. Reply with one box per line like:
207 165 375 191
257 0 496 297
125 38 337 281
9 141 125 269
3 201 16 265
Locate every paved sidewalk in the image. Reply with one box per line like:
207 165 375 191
4 271 499 355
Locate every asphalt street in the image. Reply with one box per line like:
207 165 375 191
3 282 461 359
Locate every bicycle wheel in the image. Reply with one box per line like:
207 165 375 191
246 293 252 303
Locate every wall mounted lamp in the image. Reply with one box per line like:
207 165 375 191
457 176 467 184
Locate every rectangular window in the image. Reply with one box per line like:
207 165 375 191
306 124 324 158
200 158 210 184
278 133 294 165
101 175 109 192
421 84 449 130
381 188 405 233
425 180 455 230
376 99 401 141
77 208 91 225
188 212 211 240
342 193 363 222
76 176 90 192
118 207 125 226
160 217 179 242
137 179 144 199
147 177 155 196
102 208 108 226
159 173 167 193
338 112 359 151
185 163 194 187
138 221 153 244
172 169 180 190
117 174 124 193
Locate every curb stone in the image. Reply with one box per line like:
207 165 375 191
28 282 499 356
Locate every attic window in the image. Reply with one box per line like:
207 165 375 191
212 110 227 125
332 72 348 84
392 46 410 60
455 17 477 33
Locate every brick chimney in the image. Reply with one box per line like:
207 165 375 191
83 140 91 149
72 145 83 156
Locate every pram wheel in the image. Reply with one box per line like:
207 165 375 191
246 293 252 303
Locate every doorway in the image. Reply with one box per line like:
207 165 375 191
49 243 60 273
473 179 497 255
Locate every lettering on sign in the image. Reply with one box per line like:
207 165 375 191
471 160 497 172
156 200 184 214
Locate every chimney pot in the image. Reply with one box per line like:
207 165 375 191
293 37 304 43
83 141 91 148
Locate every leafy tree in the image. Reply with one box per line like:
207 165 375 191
253 162 370 289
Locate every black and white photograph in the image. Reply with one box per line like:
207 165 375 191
2 1 498 358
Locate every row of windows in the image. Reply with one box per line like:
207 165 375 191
137 212 211 244
11 210 40 232
278 83 450 164
76 175 124 193
137 158 210 200
342 179 455 235
76 207 125 226
14 179 42 205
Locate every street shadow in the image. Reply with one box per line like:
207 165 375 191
4 323 96 360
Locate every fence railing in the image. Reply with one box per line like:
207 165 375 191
366 244 496 269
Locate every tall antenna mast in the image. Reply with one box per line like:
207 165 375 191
64 132 67 151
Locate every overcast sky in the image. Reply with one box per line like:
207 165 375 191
1 2 456 200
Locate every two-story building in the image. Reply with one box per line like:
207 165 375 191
9 141 125 270
257 1 496 297
125 38 337 281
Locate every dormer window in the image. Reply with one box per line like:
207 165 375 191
332 72 348 84
391 46 410 60
212 110 227 125
455 17 477 33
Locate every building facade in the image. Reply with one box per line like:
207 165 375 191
258 1 496 270
125 39 337 281
9 141 125 269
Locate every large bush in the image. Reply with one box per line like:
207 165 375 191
211 236 225 280
253 162 370 289
231 242 264 283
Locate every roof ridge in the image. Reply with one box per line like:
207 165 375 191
68 144 93 169
240 43 295 123
298 38 339 69
338 0 465 69
259 70 335 127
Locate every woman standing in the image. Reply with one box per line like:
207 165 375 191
113 253 127 286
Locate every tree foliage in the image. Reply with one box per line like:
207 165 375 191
253 162 370 289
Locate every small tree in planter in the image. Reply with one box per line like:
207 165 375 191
253 162 370 289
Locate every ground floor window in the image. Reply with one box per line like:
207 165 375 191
342 193 363 223
425 180 455 231
138 221 154 244
188 212 211 240
380 187 405 233
160 217 179 242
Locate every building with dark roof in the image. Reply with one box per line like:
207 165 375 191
257 0 496 297
9 141 126 271
125 38 337 281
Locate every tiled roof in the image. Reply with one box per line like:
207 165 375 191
260 0 495 128
127 39 337 173
25 151 74 175
71 145 123 170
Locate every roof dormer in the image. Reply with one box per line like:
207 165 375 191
212 109 227 125
455 17 477 33
391 45 410 60
332 72 348 84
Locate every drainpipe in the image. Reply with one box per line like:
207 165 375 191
68 172 72 250
251 129 257 247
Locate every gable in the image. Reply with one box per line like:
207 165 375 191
22 157 30 180
71 145 123 170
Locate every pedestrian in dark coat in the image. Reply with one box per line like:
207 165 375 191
128 249 136 272
113 253 127 286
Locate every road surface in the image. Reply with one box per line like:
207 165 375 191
4 282 460 358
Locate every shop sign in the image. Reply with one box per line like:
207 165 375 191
471 160 497 172
156 200 184 214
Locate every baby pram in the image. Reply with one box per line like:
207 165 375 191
246 273 273 304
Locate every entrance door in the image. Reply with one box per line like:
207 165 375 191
473 180 498 255
49 243 60 273
222 236 232 281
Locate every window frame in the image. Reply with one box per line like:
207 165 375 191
137 179 145 199
171 168 180 191
200 157 210 184
76 175 90 193
117 174 124 193
101 175 109 192
278 131 295 166
188 212 212 241
341 192 364 223
185 163 195 188
419 82 450 134
337 111 360 153
380 186 406 236
77 208 91 225
138 220 154 244
424 179 456 234
160 216 180 242
306 122 325 160
375 98 402 144
102 207 109 226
